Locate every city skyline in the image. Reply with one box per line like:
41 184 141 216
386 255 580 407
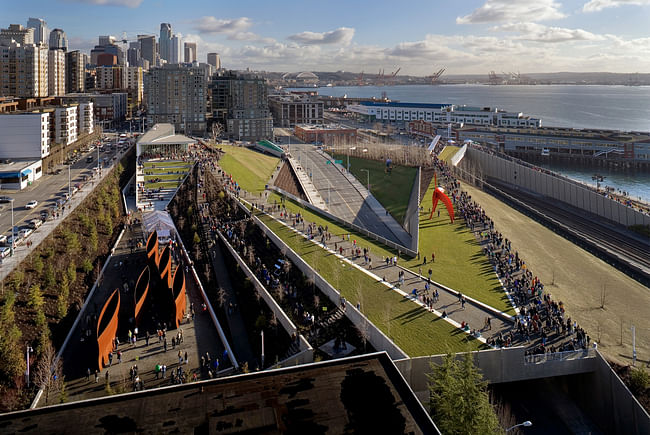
3 0 650 75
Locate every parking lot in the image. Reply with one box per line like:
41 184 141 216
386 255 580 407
0 132 134 263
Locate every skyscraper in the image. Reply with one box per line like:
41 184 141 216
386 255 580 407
48 28 68 50
0 41 48 97
66 50 85 93
26 18 48 46
138 35 157 66
145 64 207 135
91 36 124 66
0 24 34 45
127 41 140 67
207 53 221 69
159 23 171 62
169 34 182 64
184 42 196 63
48 48 66 95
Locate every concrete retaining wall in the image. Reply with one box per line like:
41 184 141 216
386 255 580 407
269 185 418 258
270 335 314 369
464 147 650 227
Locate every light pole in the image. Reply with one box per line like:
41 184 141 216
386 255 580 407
10 198 14 257
68 163 71 199
25 344 33 387
506 421 532 432
260 330 265 369
360 168 370 193
347 146 356 172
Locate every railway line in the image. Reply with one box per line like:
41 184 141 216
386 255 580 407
482 179 650 287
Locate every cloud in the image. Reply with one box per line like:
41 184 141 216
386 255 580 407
457 0 565 24
287 27 355 45
62 0 143 6
193 16 252 34
582 0 650 12
494 22 605 42
227 32 276 44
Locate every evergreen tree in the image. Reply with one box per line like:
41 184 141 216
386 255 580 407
0 292 24 385
427 352 503 435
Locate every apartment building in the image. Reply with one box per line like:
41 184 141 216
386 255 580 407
0 41 48 98
48 48 66 96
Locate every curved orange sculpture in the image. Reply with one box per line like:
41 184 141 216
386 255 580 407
146 230 159 267
172 267 186 328
134 266 150 326
429 187 455 223
158 245 172 288
96 289 120 370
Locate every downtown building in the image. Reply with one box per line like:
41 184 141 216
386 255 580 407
209 71 272 141
0 40 49 98
269 92 323 128
66 50 86 93
184 42 197 63
145 64 207 135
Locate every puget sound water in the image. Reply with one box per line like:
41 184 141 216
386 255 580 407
315 84 650 202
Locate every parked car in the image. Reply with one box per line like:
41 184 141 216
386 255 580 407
0 196 12 203
28 219 43 229
18 228 33 238
0 246 10 258
0 234 7 245
40 210 49 220
25 200 38 209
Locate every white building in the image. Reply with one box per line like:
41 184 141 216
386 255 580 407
54 106 78 145
0 112 50 159
26 18 48 46
0 42 49 98
78 101 94 134
348 102 542 128
207 52 221 69
169 34 182 64
0 24 34 45
48 49 66 96
0 160 43 190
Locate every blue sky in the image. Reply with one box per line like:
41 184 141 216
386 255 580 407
4 0 650 74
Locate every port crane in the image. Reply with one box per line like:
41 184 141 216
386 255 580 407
427 68 445 84
357 70 364 86
488 71 501 85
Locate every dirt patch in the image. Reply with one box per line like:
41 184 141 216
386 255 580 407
462 182 650 366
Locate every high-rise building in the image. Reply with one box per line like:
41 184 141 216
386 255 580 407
48 28 68 50
184 42 196 63
125 66 143 115
66 50 85 93
0 24 34 46
48 49 66 95
159 23 171 62
145 64 207 135
127 41 140 67
91 35 124 66
169 34 182 64
207 53 221 69
138 35 157 66
209 71 273 140
96 65 126 90
0 41 48 97
26 18 48 46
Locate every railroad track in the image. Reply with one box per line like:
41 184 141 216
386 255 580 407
482 180 650 286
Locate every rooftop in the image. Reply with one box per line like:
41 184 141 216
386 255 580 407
296 123 356 131
137 123 195 146
359 101 450 109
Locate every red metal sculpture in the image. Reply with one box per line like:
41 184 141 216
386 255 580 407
172 267 186 328
429 173 455 223
96 289 120 370
134 266 150 326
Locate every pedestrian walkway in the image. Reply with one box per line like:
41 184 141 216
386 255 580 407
197 179 256 369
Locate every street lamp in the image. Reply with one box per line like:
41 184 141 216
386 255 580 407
347 146 356 172
9 198 14 257
506 421 532 432
25 344 33 387
360 168 370 193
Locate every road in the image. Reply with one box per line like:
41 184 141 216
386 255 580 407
0 133 128 238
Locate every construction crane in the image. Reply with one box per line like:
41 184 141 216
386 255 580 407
488 71 501 85
388 67 401 85
427 68 445 84
357 70 364 86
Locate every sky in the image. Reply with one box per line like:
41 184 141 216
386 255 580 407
4 0 650 75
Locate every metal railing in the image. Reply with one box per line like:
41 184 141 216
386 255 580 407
524 347 595 364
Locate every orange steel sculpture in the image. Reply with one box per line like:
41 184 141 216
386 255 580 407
146 230 159 267
134 266 150 326
96 289 120 370
158 245 172 288
172 267 187 328
429 173 455 223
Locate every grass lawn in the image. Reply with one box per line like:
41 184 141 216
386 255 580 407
219 145 280 195
257 212 484 356
438 146 460 163
144 174 186 181
330 153 416 224
142 161 192 168
402 178 515 315
145 181 181 189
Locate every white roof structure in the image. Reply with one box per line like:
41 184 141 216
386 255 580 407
142 210 176 239
136 123 194 156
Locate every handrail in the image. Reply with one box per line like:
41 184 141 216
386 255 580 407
524 348 595 364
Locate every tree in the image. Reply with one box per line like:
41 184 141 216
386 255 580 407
67 262 77 284
28 284 44 311
427 352 502 435
88 221 98 252
0 292 25 386
32 255 44 275
56 274 69 319
43 264 56 290
81 258 93 274
32 341 63 406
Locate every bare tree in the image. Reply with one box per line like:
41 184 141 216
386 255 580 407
358 318 370 352
32 341 63 406
217 287 227 308
211 122 224 144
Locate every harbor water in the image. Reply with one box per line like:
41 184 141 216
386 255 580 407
315 84 650 202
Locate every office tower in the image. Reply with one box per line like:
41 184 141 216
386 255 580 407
0 24 34 45
27 18 48 45
209 71 273 140
138 35 156 66
145 64 207 135
169 34 181 64
125 66 143 115
159 23 171 62
127 41 140 67
0 41 48 97
96 65 126 90
48 49 66 95
48 28 68 50
91 35 124 66
66 50 85 93
184 42 196 63
207 52 221 69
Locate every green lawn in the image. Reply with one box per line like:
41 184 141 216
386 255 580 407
257 212 484 356
145 181 182 189
402 179 515 315
219 145 280 194
330 153 417 224
438 146 460 163
144 174 186 181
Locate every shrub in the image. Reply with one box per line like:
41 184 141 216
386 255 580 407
81 259 93 274
88 222 98 252
28 285 44 310
65 231 81 254
67 262 76 283
0 292 24 385
32 255 44 274
43 264 56 290
629 367 650 395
